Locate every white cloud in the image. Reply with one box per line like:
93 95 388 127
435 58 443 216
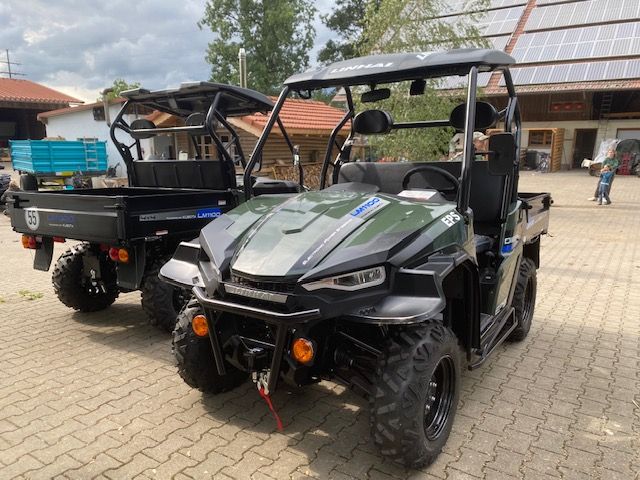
1 0 337 101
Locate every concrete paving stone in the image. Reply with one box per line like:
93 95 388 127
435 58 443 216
2 171 640 479
220 451 273 480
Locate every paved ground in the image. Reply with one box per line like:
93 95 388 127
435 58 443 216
0 168 639 480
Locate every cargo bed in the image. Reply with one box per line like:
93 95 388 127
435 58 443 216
7 187 236 245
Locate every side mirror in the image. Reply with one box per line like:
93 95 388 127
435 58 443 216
488 133 516 175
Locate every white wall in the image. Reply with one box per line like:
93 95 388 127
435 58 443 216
520 119 640 169
42 104 145 175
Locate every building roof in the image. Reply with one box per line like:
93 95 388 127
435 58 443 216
237 97 348 135
434 0 640 93
0 78 82 105
37 98 125 122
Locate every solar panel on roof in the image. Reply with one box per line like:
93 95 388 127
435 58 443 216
439 6 526 36
511 22 640 64
526 0 640 31
501 59 640 86
430 0 526 18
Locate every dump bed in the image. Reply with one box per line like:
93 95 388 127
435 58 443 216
7 187 236 245
10 140 108 175
518 192 551 243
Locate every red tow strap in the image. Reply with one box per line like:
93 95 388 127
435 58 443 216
258 387 283 431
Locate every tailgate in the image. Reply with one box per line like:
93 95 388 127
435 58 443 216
519 192 551 242
6 190 121 244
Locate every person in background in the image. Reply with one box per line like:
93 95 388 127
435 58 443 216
597 165 613 205
588 148 619 202
473 131 489 155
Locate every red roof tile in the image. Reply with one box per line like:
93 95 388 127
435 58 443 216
0 78 82 105
240 97 348 134
37 98 125 121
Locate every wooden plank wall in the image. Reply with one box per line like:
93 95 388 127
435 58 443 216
550 128 564 172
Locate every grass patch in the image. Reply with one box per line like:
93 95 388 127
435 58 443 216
18 290 43 301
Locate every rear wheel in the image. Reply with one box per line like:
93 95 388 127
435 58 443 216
370 322 462 468
508 258 537 341
172 302 247 394
141 259 189 332
52 243 119 312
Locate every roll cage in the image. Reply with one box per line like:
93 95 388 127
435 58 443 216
109 82 274 187
244 48 522 217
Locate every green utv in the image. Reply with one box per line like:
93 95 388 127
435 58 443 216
160 49 551 467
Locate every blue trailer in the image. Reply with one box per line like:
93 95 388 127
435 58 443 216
10 139 108 190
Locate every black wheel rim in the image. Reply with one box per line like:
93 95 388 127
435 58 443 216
423 355 456 441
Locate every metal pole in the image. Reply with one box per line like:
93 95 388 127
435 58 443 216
458 66 478 216
6 50 11 78
238 48 247 88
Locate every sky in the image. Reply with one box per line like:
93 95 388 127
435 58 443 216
0 0 334 103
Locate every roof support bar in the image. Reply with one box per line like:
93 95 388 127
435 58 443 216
244 87 290 198
458 66 478 218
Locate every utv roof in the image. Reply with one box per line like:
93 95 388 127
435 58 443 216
119 81 273 117
284 49 515 90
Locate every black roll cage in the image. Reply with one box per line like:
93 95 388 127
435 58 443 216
109 92 261 187
244 66 522 216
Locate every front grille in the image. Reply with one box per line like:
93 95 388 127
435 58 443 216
231 275 296 294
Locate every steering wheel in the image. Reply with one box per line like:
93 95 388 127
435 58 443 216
401 165 460 195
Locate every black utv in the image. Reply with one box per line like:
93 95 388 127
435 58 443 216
6 82 299 331
161 50 551 466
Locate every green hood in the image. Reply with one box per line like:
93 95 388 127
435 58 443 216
229 190 456 279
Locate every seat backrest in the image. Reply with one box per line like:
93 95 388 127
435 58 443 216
338 161 506 234
132 159 235 190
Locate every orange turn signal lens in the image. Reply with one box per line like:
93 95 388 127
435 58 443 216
191 314 209 337
118 248 129 263
21 234 30 249
21 235 37 249
292 338 314 365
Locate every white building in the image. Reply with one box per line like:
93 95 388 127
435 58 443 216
37 99 151 174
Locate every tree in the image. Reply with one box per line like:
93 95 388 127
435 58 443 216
101 78 141 101
317 0 381 65
199 0 316 94
358 0 490 160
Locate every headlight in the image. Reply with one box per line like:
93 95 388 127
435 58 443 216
302 266 386 291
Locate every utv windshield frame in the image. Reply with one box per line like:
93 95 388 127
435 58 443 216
243 49 521 216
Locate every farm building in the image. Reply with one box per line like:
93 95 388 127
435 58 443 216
437 0 640 171
0 78 81 157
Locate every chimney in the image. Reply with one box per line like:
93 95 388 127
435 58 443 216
238 48 247 88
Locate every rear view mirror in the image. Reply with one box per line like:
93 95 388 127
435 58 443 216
488 133 516 175
361 88 390 103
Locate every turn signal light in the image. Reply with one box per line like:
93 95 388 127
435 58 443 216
108 247 130 263
21 235 38 249
118 248 129 263
191 314 209 337
291 338 314 365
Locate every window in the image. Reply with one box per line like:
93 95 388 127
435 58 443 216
528 130 553 147
92 106 105 121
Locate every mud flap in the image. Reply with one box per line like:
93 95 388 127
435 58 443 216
34 237 54 271
116 243 146 290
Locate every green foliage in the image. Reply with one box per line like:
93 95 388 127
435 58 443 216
199 0 316 94
102 79 141 101
359 0 490 160
18 290 43 301
318 0 382 64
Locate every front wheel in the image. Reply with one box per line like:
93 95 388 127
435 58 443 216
52 243 119 312
172 302 248 394
370 322 462 468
